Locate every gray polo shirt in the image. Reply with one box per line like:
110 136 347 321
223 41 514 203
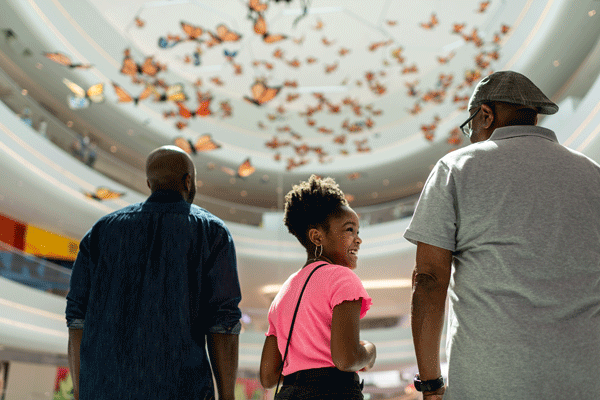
404 125 600 399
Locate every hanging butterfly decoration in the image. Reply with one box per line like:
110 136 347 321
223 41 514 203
63 78 104 109
134 16 145 28
173 134 221 155
44 52 93 69
155 83 187 103
477 1 491 13
224 49 243 75
419 13 439 30
205 24 243 47
244 79 281 106
112 82 156 105
159 21 205 49
175 91 213 119
84 187 125 201
120 49 166 79
252 13 287 43
237 158 256 178
368 40 393 52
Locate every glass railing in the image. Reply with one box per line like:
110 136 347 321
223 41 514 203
0 241 71 298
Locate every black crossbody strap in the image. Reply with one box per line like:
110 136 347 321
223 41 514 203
275 263 327 395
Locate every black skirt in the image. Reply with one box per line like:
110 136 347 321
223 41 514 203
275 367 364 400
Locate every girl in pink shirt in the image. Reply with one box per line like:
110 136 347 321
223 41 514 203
260 175 376 399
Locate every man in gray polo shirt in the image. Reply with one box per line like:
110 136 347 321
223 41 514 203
404 71 600 399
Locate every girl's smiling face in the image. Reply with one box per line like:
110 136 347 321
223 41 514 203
314 205 362 269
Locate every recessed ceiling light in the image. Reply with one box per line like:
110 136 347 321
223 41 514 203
67 121 74 127
21 89 27 96
196 180 203 187
240 190 247 197
553 60 560 67
110 146 117 153
589 10 596 17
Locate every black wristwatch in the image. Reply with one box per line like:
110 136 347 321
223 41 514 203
413 375 444 392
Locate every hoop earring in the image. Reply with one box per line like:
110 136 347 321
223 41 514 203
314 244 323 259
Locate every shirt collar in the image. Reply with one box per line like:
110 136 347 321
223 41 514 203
489 125 558 142
146 189 186 204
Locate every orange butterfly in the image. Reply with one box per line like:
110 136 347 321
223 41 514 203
306 57 318 64
452 23 466 34
286 158 308 171
402 64 418 74
347 172 361 180
462 28 484 47
284 80 298 88
273 48 284 59
318 126 333 134
135 17 145 28
205 24 242 47
244 79 281 106
286 93 300 102
265 136 290 149
306 118 316 126
287 58 301 68
210 77 224 86
44 52 93 69
437 52 455 64
220 101 232 118
370 82 386 95
176 95 212 118
120 49 164 78
368 40 393 52
174 134 220 155
237 158 255 177
321 37 335 46
420 13 439 29
501 24 510 34
333 134 346 145
248 0 268 13
355 139 371 152
453 94 469 103
175 121 188 130
338 47 350 56
386 20 397 26
325 62 338 73
276 105 286 114
314 19 324 30
180 21 203 40
477 1 491 13
112 82 156 105
292 36 305 45
84 187 125 201
253 14 287 43
409 102 422 115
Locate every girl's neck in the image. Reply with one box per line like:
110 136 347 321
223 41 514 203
303 256 333 268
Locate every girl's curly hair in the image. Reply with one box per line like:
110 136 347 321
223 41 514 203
283 175 349 249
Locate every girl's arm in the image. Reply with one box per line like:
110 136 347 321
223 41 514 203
259 335 283 388
331 299 376 371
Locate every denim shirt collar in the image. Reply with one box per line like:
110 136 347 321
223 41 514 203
146 189 186 204
489 125 558 143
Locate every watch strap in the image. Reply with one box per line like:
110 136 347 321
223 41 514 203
414 375 444 392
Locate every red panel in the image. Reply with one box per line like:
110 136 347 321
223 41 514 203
0 214 27 250
0 214 18 247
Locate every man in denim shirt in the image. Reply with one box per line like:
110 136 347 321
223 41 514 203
66 146 242 400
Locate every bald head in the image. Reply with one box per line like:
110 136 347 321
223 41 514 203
146 146 196 203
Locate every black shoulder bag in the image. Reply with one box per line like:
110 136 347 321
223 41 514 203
274 263 327 397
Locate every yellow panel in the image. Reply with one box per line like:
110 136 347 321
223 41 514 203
24 225 79 261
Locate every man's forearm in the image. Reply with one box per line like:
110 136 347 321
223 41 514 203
68 329 83 400
207 333 239 400
411 274 447 381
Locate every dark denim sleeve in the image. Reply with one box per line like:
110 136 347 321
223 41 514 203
203 224 242 335
65 229 92 329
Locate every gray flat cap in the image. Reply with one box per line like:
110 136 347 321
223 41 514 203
468 71 559 115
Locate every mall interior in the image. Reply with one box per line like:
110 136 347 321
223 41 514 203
0 0 599 399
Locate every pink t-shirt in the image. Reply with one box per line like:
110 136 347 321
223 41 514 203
266 262 372 375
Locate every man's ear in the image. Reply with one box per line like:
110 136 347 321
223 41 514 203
147 179 152 190
480 103 495 129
